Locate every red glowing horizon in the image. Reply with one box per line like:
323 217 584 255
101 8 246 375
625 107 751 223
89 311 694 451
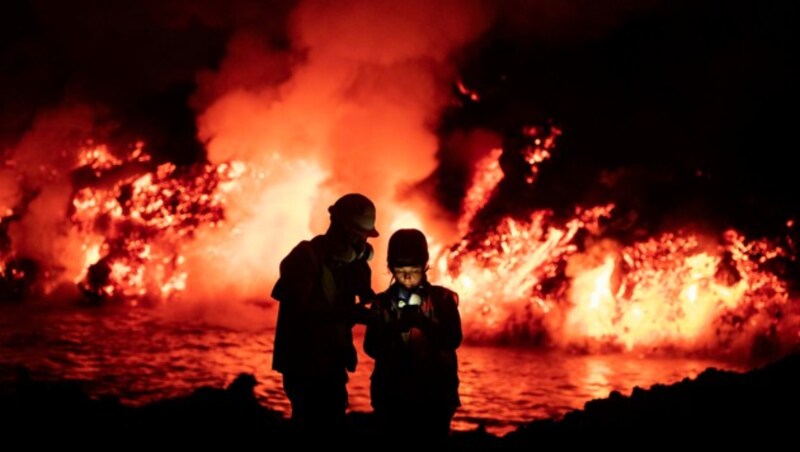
1 123 797 362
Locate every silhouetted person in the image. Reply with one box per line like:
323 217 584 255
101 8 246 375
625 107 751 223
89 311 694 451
364 228 462 444
271 193 378 439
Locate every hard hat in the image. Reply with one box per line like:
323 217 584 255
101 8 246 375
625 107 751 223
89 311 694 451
328 193 379 237
387 228 429 267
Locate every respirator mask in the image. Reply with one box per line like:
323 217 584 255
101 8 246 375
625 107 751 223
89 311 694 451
396 286 423 311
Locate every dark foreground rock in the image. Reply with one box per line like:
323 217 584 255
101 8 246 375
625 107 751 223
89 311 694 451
504 353 800 448
1 353 798 449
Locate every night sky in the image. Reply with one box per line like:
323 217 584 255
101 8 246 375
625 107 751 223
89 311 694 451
439 0 799 239
2 0 798 238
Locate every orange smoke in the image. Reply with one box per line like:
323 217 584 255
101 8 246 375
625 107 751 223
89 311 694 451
194 0 491 296
1 1 493 306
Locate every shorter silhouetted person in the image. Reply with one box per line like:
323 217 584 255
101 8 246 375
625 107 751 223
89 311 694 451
271 193 378 438
364 228 462 443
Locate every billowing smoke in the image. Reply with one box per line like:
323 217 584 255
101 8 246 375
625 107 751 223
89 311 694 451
1 1 672 307
189 0 491 301
0 0 495 308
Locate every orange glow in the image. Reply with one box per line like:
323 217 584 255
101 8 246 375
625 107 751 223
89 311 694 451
423 123 796 358
435 206 612 341
459 148 503 236
456 80 480 101
390 210 425 232
60 125 791 358
77 145 123 174
521 125 559 184
560 231 790 354
68 145 244 303
437 205 795 356
2 111 795 360
7 2 791 360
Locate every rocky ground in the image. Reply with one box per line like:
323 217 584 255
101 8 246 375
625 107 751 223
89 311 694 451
2 352 797 449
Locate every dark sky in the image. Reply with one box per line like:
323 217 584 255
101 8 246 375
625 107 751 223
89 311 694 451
2 0 798 238
0 0 294 164
441 0 799 238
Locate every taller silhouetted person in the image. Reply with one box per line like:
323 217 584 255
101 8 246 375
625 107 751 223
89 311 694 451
271 193 378 439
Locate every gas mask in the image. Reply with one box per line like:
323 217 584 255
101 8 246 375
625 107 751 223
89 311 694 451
328 222 374 264
330 237 373 264
396 286 423 310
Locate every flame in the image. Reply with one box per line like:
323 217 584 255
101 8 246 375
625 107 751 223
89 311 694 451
435 205 613 341
458 126 559 236
520 125 558 184
439 202 795 357
458 148 503 236
426 124 797 358
11 2 791 360
67 144 244 303
1 117 796 359
557 231 791 354
456 80 480 102
1 112 794 363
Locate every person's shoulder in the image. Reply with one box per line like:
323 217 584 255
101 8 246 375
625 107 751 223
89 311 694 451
428 284 459 306
286 239 312 257
282 237 321 267
292 234 328 254
428 283 456 296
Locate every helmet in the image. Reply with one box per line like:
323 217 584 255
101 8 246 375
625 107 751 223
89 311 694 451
328 193 379 237
387 228 429 267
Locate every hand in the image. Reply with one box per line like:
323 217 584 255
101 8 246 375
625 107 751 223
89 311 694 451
350 303 371 325
356 288 377 306
395 312 410 332
399 306 427 330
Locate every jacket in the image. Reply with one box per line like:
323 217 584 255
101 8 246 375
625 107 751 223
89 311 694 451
364 282 462 411
272 235 371 376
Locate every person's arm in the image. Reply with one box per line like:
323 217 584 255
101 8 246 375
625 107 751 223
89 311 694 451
351 258 375 302
408 290 462 351
363 300 384 359
364 298 404 358
348 259 375 325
